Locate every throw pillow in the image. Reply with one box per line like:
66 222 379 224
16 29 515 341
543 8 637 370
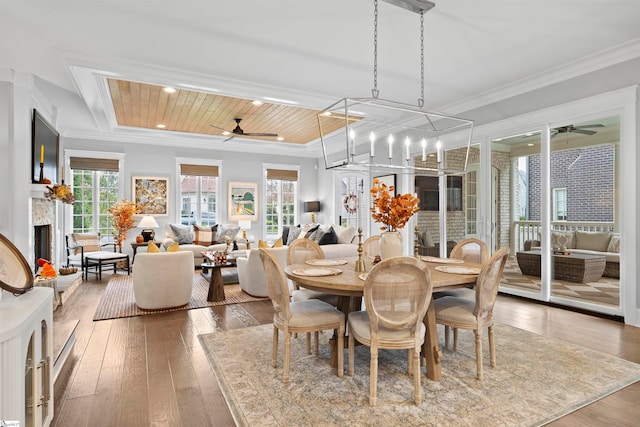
304 224 320 239
169 224 194 244
332 224 357 244
575 230 611 252
217 225 240 242
258 240 269 248
281 226 290 245
286 226 302 245
421 231 434 247
147 241 160 253
166 242 180 252
71 232 100 254
193 224 216 246
550 231 574 249
272 237 283 247
607 234 620 253
318 227 338 245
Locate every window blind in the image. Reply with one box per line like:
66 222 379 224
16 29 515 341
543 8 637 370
180 164 219 177
266 168 298 181
69 157 119 172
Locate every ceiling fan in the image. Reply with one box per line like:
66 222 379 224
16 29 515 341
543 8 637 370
210 118 278 142
551 123 604 138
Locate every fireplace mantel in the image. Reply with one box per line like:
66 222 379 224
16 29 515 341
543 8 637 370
31 183 50 200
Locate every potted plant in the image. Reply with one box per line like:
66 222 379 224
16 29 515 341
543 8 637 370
109 199 141 251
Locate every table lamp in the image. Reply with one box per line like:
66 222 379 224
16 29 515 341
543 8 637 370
138 216 159 242
238 220 252 239
304 201 320 224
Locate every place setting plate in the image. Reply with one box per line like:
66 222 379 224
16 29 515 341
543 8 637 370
421 256 465 264
358 273 369 281
291 267 343 277
305 259 348 266
434 266 482 275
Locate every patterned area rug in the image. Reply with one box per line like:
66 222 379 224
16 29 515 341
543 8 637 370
501 258 620 307
93 273 266 321
199 323 640 426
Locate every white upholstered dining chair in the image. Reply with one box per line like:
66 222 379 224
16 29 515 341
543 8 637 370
259 248 345 383
434 247 509 380
348 256 433 406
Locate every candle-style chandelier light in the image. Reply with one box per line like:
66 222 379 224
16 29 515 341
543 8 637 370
318 0 474 175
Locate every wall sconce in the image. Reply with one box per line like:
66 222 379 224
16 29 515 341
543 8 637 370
304 201 321 224
137 216 159 242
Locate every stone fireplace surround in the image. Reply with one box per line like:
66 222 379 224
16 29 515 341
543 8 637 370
31 184 58 272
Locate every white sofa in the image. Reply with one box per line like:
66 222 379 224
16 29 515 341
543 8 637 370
236 243 359 297
132 251 194 310
162 224 248 267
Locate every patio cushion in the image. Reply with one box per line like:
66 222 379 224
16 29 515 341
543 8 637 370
607 234 620 253
550 231 575 249
575 230 611 252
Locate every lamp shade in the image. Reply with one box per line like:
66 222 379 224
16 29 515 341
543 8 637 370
304 201 320 213
137 216 159 228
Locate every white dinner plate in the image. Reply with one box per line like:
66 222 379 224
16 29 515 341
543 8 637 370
421 256 465 264
291 267 343 277
305 259 348 266
434 266 481 275
358 273 368 281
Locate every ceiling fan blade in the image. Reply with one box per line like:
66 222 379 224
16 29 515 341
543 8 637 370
210 124 230 132
243 132 279 137
575 124 604 129
572 129 597 135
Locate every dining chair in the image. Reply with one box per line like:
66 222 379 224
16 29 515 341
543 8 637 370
362 235 381 259
259 248 345 383
348 256 433 406
450 237 489 263
434 247 509 380
287 238 338 305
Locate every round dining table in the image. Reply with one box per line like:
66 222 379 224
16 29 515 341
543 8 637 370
285 257 481 381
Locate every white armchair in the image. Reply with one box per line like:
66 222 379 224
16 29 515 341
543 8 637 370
132 251 194 310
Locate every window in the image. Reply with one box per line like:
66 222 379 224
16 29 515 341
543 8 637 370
265 168 298 240
553 187 567 221
179 163 219 225
415 176 463 211
70 157 120 240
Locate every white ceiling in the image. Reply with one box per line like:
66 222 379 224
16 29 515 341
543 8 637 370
3 0 640 148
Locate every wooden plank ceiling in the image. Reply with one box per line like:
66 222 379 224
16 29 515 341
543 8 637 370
107 78 347 144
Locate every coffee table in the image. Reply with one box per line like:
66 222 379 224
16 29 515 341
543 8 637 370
201 261 236 302
516 250 606 283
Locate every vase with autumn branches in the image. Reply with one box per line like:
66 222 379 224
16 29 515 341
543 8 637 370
109 199 141 251
370 178 420 259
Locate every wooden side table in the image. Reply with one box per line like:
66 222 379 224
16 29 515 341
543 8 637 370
131 241 161 263
200 262 234 302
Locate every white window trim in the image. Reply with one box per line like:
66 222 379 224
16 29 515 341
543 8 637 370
175 157 222 222
263 163 300 239
552 187 567 221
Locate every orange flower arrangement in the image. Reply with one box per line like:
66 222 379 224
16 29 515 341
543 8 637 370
370 178 420 231
109 199 141 249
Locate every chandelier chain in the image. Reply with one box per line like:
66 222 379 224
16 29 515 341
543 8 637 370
372 0 379 98
419 10 425 108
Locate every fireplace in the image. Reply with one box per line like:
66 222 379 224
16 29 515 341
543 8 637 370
34 225 52 272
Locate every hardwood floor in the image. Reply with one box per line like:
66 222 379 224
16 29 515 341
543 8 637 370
52 272 640 427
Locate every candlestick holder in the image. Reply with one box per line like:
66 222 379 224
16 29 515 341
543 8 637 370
38 162 44 183
355 226 366 272
414 225 420 259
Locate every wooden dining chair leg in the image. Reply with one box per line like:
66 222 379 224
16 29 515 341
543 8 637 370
489 325 496 368
413 349 421 405
284 332 292 383
306 333 311 354
370 345 379 407
444 325 451 349
474 329 483 380
453 328 459 352
314 331 319 355
272 326 279 368
348 333 355 376
407 349 412 375
337 326 344 377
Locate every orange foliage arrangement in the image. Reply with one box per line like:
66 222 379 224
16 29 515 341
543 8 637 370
109 199 141 249
370 178 420 231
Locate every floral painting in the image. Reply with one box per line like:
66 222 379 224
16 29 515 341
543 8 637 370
132 176 169 216
228 181 257 221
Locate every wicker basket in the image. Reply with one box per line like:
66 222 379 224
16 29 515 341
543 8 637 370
58 267 78 275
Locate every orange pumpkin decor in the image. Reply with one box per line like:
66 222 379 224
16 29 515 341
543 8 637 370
41 262 58 278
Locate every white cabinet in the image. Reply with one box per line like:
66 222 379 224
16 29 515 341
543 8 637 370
0 288 54 427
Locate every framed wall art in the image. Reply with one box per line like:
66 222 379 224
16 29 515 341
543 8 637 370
228 181 258 221
375 174 396 196
132 176 169 216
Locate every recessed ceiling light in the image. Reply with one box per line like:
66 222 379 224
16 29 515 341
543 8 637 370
163 87 176 93
527 143 534 147
156 124 166 129
222 131 231 136
264 96 298 105
321 111 332 116
277 136 284 141
252 100 264 106
428 153 435 157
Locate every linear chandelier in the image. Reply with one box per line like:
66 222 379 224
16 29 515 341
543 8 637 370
317 0 474 175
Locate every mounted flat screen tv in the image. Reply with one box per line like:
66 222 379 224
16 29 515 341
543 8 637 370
32 109 59 184
415 175 463 211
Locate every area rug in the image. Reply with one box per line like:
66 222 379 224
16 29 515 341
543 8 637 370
93 273 266 321
199 323 640 426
